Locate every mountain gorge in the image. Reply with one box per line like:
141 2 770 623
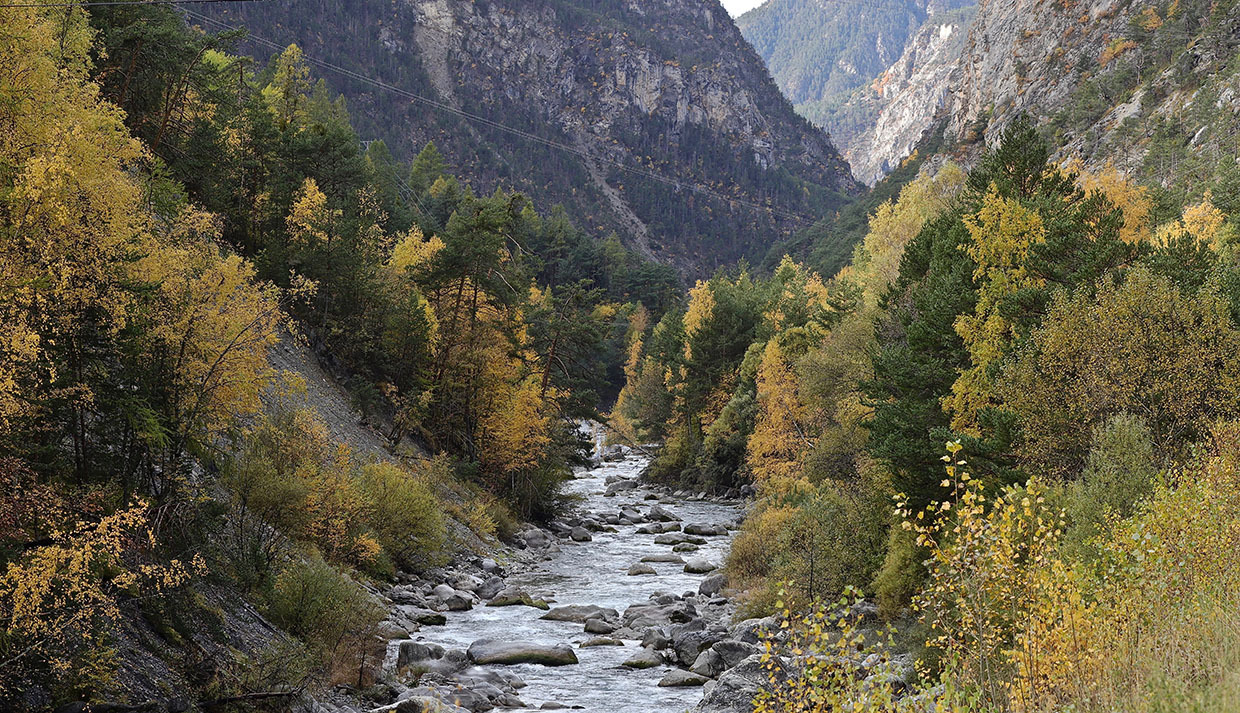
201 0 861 276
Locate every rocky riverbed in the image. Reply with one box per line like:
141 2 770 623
350 453 782 713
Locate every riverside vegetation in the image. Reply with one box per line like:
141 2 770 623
614 116 1240 711
1 4 677 706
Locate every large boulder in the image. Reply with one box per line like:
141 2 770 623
569 527 593 542
541 605 619 624
628 563 656 576
684 558 718 574
466 639 578 666
654 533 707 546
698 573 727 597
647 505 681 522
584 617 619 634
621 646 664 669
520 529 551 548
692 654 783 713
659 670 710 687
641 553 685 564
397 641 445 668
636 522 680 534
487 588 549 610
605 480 638 496
683 523 728 536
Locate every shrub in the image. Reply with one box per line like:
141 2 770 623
1059 413 1158 560
266 555 384 686
358 461 447 571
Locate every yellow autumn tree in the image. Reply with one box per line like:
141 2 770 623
0 6 146 437
747 339 810 493
0 503 203 696
1000 267 1240 476
136 207 284 454
946 189 1047 433
1074 163 1153 244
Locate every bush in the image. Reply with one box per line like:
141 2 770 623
266 555 384 686
358 461 447 572
1059 413 1159 560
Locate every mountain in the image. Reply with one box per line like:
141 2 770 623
735 0 973 168
198 0 861 277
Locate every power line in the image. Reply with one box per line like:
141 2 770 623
183 9 823 226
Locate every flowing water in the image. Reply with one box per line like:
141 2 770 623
399 455 741 712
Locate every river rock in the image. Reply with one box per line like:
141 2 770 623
729 617 779 645
392 695 470 713
690 648 725 678
684 523 728 536
621 646 664 669
691 654 783 713
659 670 710 687
623 600 697 629
698 573 726 596
605 480 638 496
640 553 685 564
584 616 619 634
479 557 501 574
475 576 504 601
520 529 551 549
684 558 718 574
580 637 624 647
450 574 484 592
628 563 656 575
641 627 671 650
541 605 619 623
636 522 680 534
487 588 549 610
653 533 707 546
647 505 681 522
569 527 593 542
466 639 578 666
711 640 761 668
672 542 699 552
397 641 445 668
671 622 728 666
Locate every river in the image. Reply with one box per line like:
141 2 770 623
387 454 743 712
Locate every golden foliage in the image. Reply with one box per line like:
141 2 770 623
1074 163 1153 244
1000 267 1240 476
947 189 1047 433
0 504 203 688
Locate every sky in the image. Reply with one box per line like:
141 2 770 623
721 0 767 16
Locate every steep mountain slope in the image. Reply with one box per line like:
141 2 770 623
200 0 861 277
735 0 972 150
825 4 975 185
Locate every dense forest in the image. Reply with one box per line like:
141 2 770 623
0 4 678 705
616 117 1240 710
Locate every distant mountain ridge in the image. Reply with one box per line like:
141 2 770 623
202 0 862 278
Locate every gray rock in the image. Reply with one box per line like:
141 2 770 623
569 527 593 542
691 654 783 713
659 669 710 687
475 576 504 601
521 530 551 548
479 558 501 574
584 617 619 634
683 523 728 536
636 522 681 534
711 640 760 669
621 646 664 669
647 505 681 522
605 480 638 496
654 533 707 546
672 543 699 552
466 639 578 666
683 558 718 574
580 637 624 647
487 588 549 610
698 573 726 597
628 563 656 575
393 696 470 713
541 605 619 623
729 617 779 645
690 648 725 678
640 553 685 564
397 641 445 668
641 627 671 649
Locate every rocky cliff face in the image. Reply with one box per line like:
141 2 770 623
205 0 861 276
827 6 975 185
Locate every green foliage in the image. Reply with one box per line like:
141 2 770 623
266 554 384 684
1058 413 1159 561
357 462 448 573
